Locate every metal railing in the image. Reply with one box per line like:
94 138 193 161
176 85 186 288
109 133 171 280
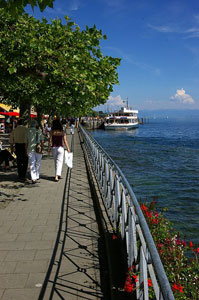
79 124 175 300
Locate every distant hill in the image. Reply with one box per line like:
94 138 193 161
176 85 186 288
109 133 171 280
139 109 199 121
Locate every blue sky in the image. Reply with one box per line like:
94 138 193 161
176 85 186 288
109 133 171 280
26 0 199 111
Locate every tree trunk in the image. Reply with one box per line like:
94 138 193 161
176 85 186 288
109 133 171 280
48 114 54 126
19 100 31 125
35 105 43 128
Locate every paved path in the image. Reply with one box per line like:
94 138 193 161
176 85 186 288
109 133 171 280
0 131 104 300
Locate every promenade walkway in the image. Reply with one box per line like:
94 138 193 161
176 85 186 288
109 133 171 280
0 131 106 300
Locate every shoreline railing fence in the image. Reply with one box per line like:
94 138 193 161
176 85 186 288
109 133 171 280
79 124 175 300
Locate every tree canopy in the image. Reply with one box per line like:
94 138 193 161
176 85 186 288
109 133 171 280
0 9 121 118
0 0 54 16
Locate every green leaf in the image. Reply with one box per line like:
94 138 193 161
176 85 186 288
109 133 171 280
8 66 17 74
0 9 120 116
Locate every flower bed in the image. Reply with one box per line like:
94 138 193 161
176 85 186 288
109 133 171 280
124 200 199 299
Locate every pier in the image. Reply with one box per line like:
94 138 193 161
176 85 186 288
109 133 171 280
0 128 174 300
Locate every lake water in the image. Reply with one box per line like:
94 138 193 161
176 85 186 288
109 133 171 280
92 119 199 244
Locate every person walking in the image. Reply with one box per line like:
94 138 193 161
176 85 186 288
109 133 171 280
25 119 44 184
9 118 28 180
48 119 70 182
70 123 75 135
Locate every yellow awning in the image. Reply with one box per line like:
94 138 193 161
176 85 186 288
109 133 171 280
0 103 19 113
0 103 10 111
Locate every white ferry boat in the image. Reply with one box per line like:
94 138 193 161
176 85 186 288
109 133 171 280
104 106 139 130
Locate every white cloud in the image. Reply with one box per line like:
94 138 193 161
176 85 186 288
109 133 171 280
94 95 126 112
46 7 66 15
45 0 80 14
184 28 199 39
148 24 177 33
107 95 124 106
148 22 199 39
69 0 80 11
170 88 194 104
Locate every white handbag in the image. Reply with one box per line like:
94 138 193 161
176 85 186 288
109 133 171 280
64 150 73 168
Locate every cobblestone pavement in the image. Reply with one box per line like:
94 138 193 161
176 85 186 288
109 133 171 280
0 167 27 210
0 131 104 300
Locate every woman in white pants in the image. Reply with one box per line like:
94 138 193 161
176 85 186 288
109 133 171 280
25 119 44 184
48 119 70 182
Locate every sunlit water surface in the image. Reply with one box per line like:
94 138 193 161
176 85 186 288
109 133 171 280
92 120 199 243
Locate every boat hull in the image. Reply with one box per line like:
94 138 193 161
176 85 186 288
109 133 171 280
104 123 139 130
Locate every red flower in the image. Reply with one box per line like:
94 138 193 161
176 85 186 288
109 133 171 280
153 218 159 224
176 239 181 245
146 211 153 218
112 234 116 240
132 275 138 283
172 283 183 293
126 275 131 282
148 279 152 287
172 283 179 292
157 243 163 249
141 204 147 212
195 247 199 254
165 238 171 245
189 241 194 248
178 285 183 293
182 240 186 247
124 280 134 293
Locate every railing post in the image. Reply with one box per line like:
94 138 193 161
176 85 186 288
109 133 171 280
127 207 137 266
139 246 149 300
114 176 120 229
